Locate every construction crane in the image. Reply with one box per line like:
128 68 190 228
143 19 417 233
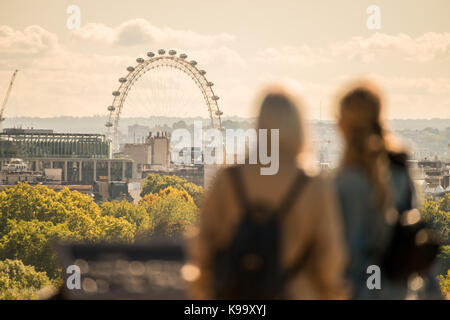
0 69 19 131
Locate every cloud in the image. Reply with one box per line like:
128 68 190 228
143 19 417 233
257 32 450 66
0 25 59 55
0 22 244 118
331 32 450 63
256 45 331 67
188 46 247 69
336 73 450 95
1 22 449 119
70 18 235 49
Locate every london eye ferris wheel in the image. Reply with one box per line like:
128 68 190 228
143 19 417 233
105 49 224 151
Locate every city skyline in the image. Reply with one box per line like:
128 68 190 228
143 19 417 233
1 0 450 120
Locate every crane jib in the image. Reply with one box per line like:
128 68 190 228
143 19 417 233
0 69 19 129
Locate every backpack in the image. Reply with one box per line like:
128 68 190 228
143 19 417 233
212 166 311 299
381 153 441 281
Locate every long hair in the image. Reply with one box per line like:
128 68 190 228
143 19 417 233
337 81 393 213
255 85 309 165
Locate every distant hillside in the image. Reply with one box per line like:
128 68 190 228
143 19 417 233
3 116 449 134
2 116 256 134
388 119 450 131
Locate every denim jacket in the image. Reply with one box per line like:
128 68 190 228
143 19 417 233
334 158 413 299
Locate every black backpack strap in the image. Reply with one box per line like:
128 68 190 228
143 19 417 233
277 170 309 218
229 167 309 216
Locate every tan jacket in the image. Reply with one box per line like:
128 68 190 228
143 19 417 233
188 163 349 299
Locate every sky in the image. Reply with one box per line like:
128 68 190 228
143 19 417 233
0 0 449 120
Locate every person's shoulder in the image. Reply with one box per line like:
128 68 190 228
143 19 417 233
334 166 367 183
301 171 334 195
333 166 371 194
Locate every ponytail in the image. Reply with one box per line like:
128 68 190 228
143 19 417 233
339 86 393 213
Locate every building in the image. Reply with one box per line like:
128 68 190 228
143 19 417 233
122 131 170 177
0 128 133 184
0 170 44 185
408 157 450 199
128 124 150 144
417 159 449 189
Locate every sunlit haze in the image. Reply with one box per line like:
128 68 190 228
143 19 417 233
0 0 449 120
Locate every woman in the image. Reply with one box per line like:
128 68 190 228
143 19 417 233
334 80 420 299
188 85 349 299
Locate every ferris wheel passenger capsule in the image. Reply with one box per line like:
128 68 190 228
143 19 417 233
180 53 187 59
212 95 219 101
112 91 121 96
105 122 113 127
168 50 177 55
127 66 135 72
207 82 214 86
119 78 127 83
147 52 155 57
158 49 166 55
215 110 223 116
136 58 144 63
107 106 116 111
190 60 197 66
199 70 206 75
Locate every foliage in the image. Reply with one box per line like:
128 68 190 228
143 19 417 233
0 184 101 232
437 245 450 278
0 183 136 280
139 186 198 238
95 215 136 243
422 194 450 245
140 174 204 206
422 194 450 297
101 200 150 238
0 178 200 299
437 270 450 298
0 259 51 300
0 220 72 279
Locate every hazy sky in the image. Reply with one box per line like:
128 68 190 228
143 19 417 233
0 0 449 120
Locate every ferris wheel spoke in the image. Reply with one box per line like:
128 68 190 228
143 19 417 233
106 50 222 151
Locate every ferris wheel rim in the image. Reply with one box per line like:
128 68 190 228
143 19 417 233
106 50 223 151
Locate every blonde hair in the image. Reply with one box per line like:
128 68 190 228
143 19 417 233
256 85 306 158
337 80 392 212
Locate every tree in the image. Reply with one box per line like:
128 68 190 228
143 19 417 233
0 259 52 300
422 194 450 295
0 183 137 280
438 270 450 299
140 187 199 238
422 194 450 245
0 181 200 298
172 120 187 129
101 200 150 237
140 174 204 206
0 220 72 279
96 215 136 243
0 183 102 234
